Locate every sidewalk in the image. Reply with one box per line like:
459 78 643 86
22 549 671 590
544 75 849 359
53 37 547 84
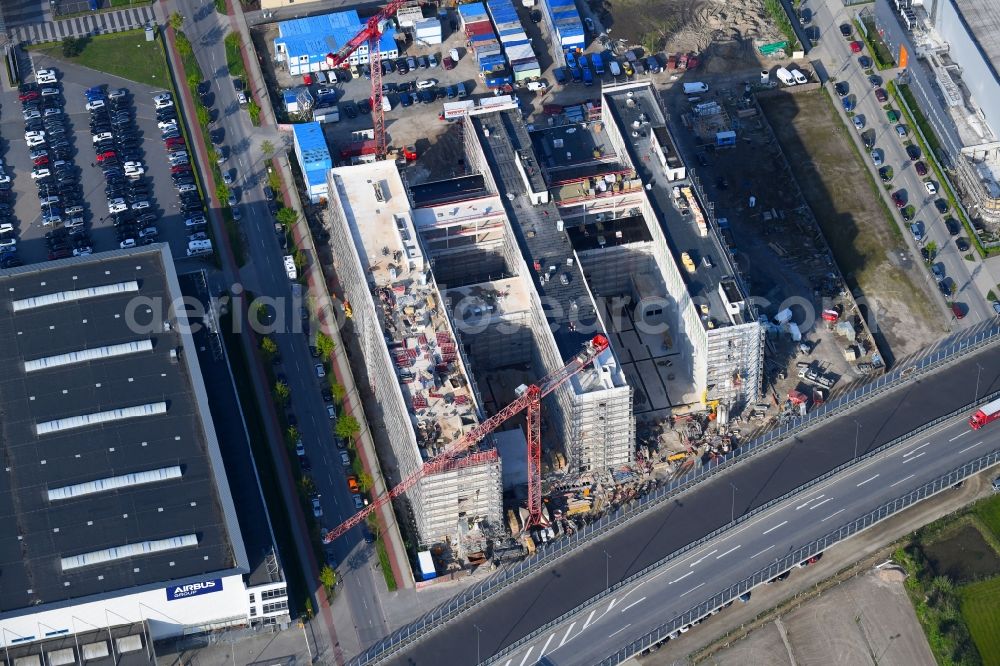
226 0 415 596
9 5 156 45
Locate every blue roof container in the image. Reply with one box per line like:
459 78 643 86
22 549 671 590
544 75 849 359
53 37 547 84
458 3 488 17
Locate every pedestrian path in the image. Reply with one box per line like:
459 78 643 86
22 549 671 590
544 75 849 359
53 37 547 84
10 5 155 45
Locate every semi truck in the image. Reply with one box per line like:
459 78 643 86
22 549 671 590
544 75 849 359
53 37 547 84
969 397 1000 429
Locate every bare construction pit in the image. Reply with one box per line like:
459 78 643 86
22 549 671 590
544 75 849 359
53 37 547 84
758 90 946 361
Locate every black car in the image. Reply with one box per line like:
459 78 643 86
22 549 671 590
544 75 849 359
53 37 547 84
906 144 921 161
840 23 853 37
934 198 949 214
358 98 372 114
945 218 959 235
834 82 848 97
343 102 358 118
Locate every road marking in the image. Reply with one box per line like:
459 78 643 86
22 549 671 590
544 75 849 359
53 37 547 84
750 545 774 559
959 441 984 454
680 582 705 598
890 474 916 488
949 431 971 441
717 545 742 559
502 661 511 666
557 622 576 647
669 571 694 585
608 624 631 638
620 597 646 613
903 442 931 457
902 451 927 464
810 497 835 510
762 520 788 535
582 610 597 629
856 474 879 487
821 508 847 522
538 633 555 658
796 494 824 510
690 549 718 566
517 647 534 666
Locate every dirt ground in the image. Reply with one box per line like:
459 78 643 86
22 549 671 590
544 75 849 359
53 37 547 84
700 569 935 666
759 90 946 360
594 0 781 56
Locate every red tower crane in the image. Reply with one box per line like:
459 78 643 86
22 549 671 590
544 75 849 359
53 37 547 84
322 334 610 544
324 0 407 159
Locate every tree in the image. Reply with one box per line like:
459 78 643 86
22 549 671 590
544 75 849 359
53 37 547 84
176 34 192 57
261 140 275 158
276 206 298 228
286 425 300 444
335 413 360 440
260 336 277 359
358 471 374 493
196 104 210 128
316 331 336 359
330 381 346 403
62 37 84 58
293 249 307 273
247 100 261 126
273 381 290 406
169 11 184 31
319 565 337 592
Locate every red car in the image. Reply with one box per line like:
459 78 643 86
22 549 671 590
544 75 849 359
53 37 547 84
915 161 928 176
952 303 965 319
19 90 39 102
33 156 49 167
165 138 185 148
170 165 190 174
892 191 905 208
443 56 455 70
874 88 887 103
850 41 863 54
48 248 72 261
97 151 116 163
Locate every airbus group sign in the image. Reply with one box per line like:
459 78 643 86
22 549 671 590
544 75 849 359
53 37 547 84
166 578 223 601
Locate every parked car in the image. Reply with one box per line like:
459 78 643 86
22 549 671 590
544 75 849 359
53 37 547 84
915 161 928 176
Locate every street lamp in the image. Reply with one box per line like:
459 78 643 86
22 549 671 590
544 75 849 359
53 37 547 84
854 420 862 460
729 482 738 523
603 549 612 589
473 623 483 664
975 363 984 401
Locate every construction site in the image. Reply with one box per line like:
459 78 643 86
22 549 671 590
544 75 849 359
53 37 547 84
319 81 780 569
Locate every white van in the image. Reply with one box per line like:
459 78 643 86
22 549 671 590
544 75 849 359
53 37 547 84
682 82 709 94
608 60 621 77
187 239 213 256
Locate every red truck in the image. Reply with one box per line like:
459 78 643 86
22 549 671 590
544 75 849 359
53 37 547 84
969 397 1000 430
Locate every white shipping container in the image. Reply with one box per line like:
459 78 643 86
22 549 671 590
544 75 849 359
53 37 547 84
506 44 535 62
418 35 443 44
414 18 440 34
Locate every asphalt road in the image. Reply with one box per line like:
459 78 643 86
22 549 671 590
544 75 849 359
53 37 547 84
498 406 1000 666
384 343 1000 665
172 0 390 650
810 0 993 325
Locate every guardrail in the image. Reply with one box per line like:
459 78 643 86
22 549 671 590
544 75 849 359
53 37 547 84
351 321 1000 664
489 388 1000 665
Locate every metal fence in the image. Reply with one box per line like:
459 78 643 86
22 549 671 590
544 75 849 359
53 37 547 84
488 387 1000 664
351 321 1000 664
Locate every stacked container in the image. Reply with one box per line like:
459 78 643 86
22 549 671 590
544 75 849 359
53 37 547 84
461 2 513 89
545 0 585 49
414 18 442 45
487 0 541 83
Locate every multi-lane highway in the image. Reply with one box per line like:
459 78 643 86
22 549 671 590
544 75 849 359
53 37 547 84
492 407 999 666
171 0 389 650
378 342 999 664
810 0 995 324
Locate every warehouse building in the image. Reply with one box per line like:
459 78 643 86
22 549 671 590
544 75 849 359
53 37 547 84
292 122 332 203
273 11 399 77
0 247 289 662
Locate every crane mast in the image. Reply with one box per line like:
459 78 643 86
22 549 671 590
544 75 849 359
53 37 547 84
322 335 610 544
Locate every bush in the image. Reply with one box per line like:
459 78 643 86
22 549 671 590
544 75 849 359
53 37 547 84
276 207 298 227
763 0 799 51
316 331 336 358
247 99 261 126
62 36 84 58
335 413 360 440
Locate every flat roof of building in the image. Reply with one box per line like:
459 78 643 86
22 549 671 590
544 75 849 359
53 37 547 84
0 248 242 614
329 161 482 459
410 175 489 208
604 84 747 327
471 111 602 362
275 11 397 59
528 123 628 184
953 0 1000 72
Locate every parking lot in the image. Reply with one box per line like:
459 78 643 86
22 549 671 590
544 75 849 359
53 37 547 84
1 51 208 265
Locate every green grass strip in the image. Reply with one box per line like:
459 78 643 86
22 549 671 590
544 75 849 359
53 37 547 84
375 537 398 591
